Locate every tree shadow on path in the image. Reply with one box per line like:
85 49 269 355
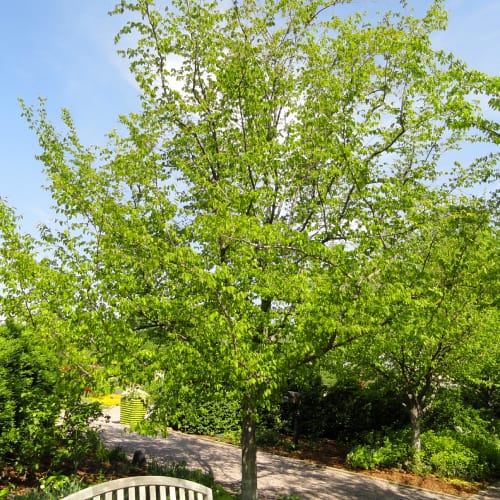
97 411 460 500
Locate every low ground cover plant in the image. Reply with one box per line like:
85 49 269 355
346 428 500 481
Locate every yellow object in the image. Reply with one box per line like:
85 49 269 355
87 393 122 407
120 396 146 425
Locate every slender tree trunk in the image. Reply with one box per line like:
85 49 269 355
408 399 422 453
241 399 258 500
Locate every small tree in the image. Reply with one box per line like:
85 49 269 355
346 199 498 452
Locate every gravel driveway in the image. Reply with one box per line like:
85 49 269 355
97 407 495 500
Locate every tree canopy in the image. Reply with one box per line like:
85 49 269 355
2 1 498 498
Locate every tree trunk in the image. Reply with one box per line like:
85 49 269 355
241 401 258 500
408 399 422 453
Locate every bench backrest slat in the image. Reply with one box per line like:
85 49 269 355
159 485 168 500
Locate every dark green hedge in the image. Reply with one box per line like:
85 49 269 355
280 379 407 442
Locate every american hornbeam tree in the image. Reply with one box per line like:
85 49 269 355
339 196 499 453
19 0 498 498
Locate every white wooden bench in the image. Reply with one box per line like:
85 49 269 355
61 475 213 500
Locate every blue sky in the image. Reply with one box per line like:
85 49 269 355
1 0 499 235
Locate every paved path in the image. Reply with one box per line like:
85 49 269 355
98 407 497 499
470 483 500 500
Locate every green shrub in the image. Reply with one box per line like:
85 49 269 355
422 389 500 480
0 322 62 469
428 448 482 479
421 431 485 480
348 427 499 481
0 322 102 473
421 430 500 480
346 445 377 469
346 432 412 470
460 434 500 477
